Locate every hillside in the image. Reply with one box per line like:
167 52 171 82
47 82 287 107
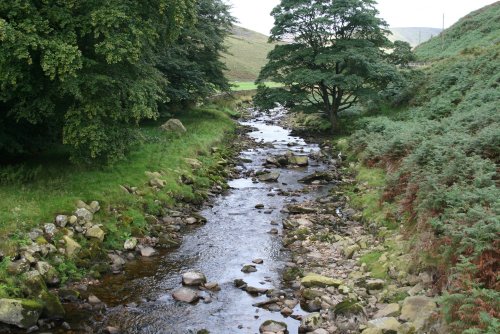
388 27 442 47
347 2 500 332
415 1 500 60
223 26 278 81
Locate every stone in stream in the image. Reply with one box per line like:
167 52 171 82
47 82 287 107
287 205 317 214
241 264 257 273
258 171 280 182
0 298 43 329
203 282 220 291
140 246 156 257
172 287 199 303
288 155 309 166
299 312 323 332
255 204 265 209
252 258 264 264
182 272 207 286
298 171 336 184
259 320 287 333
244 286 268 295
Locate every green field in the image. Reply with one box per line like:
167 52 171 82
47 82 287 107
231 81 283 91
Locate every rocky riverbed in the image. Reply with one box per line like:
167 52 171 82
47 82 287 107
1 106 444 333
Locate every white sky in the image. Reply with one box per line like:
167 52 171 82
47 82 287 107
225 0 498 35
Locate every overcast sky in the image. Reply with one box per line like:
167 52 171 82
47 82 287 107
225 0 498 35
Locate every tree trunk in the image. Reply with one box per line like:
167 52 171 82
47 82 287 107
328 109 339 134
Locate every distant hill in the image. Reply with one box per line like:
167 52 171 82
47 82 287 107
223 26 278 82
415 1 500 60
388 27 442 47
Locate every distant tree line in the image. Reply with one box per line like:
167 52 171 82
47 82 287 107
0 0 233 164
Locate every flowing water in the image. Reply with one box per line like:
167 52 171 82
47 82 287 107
66 109 332 333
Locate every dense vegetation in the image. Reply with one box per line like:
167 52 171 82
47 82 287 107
0 0 233 164
415 2 500 61
348 3 500 332
255 0 399 131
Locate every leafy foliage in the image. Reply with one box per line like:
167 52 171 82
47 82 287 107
349 6 500 330
0 0 232 164
255 0 399 131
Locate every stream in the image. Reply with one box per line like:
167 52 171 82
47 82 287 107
67 109 333 333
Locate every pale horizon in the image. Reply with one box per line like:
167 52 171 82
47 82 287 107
225 0 498 35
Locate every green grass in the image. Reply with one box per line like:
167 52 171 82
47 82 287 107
0 107 236 255
231 81 283 91
358 251 388 279
223 26 279 81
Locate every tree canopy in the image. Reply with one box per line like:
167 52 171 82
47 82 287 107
0 0 233 164
256 0 399 131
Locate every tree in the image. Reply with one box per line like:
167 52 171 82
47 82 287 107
0 0 196 163
389 40 416 67
158 0 235 106
256 0 398 131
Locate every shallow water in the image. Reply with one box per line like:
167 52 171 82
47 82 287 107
64 111 332 334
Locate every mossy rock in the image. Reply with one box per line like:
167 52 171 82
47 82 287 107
22 271 48 297
301 273 342 288
334 298 364 315
0 298 43 329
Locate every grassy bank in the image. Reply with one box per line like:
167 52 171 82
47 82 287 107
0 104 238 298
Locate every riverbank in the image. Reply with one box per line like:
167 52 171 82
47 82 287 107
0 101 245 330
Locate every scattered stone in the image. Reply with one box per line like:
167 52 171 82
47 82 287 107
182 272 207 286
298 171 336 184
373 303 400 319
255 204 265 209
89 201 100 213
301 273 342 288
63 236 81 257
105 326 120 334
161 119 187 133
299 312 323 332
172 288 199 303
289 155 309 166
287 205 316 214
241 264 257 273
234 279 247 288
124 238 138 250
140 246 156 257
244 286 268 295
259 320 287 333
185 217 198 225
366 317 401 333
88 295 101 304
85 225 105 242
35 262 60 286
253 258 264 264
258 171 280 182
366 279 385 290
149 178 167 188
343 244 361 259
43 223 57 237
55 215 68 227
7 259 30 275
204 282 220 291
0 298 43 329
400 296 437 332
334 299 364 316
75 208 93 222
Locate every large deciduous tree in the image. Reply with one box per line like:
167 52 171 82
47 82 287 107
0 0 196 163
159 0 234 106
256 0 397 131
